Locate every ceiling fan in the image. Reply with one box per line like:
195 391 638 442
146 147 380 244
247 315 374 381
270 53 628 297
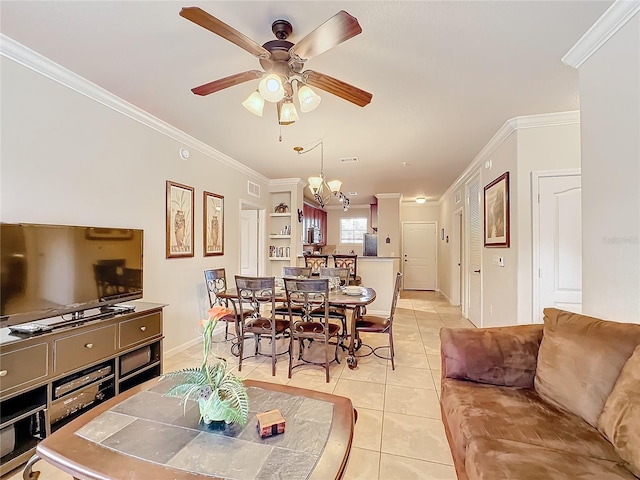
179 7 373 122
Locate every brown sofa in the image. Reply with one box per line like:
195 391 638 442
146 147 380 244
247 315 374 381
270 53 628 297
440 308 640 480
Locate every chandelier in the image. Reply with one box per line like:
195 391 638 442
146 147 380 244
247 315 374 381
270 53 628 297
242 74 322 125
294 141 350 211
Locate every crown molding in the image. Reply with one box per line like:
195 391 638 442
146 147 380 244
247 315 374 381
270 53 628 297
375 193 403 199
562 0 640 68
0 34 269 184
268 178 303 190
439 110 580 202
511 110 580 129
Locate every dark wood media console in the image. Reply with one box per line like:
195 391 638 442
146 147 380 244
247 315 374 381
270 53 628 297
0 301 165 475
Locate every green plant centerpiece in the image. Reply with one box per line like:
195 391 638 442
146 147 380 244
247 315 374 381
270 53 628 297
161 306 249 428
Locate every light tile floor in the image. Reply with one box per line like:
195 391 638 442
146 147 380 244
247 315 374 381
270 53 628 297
2 291 474 480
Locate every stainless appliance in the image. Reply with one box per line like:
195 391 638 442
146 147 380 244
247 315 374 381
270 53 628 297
363 233 378 256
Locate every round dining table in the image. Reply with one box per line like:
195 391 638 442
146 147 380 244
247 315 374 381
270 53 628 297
217 286 376 369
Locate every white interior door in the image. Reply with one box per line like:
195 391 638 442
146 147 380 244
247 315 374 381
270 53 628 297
466 174 482 327
402 222 437 290
535 173 582 322
240 209 258 276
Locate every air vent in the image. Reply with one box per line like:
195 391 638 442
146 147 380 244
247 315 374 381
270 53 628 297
247 181 261 198
339 157 359 164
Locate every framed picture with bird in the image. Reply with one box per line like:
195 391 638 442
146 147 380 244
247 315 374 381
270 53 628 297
166 180 195 258
204 191 224 256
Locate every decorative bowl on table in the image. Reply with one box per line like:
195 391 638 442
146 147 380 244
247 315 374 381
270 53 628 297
343 286 363 296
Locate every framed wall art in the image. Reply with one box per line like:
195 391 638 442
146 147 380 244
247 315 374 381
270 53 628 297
484 172 510 247
204 191 224 256
166 180 194 258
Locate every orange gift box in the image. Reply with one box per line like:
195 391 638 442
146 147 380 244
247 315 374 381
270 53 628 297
256 409 286 438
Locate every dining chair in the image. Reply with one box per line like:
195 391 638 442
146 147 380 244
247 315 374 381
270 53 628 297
354 272 402 370
282 266 312 278
313 267 350 344
204 268 247 341
332 254 361 285
234 276 290 376
274 266 312 320
284 277 341 383
319 267 350 287
304 254 329 276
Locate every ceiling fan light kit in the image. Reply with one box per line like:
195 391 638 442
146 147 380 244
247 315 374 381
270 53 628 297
279 100 299 123
258 73 285 102
298 85 322 113
242 91 265 116
180 7 372 126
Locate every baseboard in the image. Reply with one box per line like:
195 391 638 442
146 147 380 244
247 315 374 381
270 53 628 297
163 335 202 358
438 289 453 305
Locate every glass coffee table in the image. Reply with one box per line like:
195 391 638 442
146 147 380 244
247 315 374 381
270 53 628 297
24 378 354 480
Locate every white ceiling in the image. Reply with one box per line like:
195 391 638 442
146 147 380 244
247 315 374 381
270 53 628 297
0 1 611 205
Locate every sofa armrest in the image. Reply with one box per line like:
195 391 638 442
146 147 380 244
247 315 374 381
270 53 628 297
440 324 543 388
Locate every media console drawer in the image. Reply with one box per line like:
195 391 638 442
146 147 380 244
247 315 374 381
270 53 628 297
119 312 161 349
54 325 117 374
0 343 48 394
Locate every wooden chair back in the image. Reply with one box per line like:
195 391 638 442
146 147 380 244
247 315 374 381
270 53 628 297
304 255 329 275
333 254 358 283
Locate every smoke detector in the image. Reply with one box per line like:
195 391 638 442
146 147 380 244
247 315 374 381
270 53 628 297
339 156 359 164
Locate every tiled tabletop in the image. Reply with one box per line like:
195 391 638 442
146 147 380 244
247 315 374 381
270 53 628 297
75 381 334 480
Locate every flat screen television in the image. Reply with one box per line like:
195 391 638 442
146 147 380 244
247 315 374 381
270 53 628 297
1 223 143 328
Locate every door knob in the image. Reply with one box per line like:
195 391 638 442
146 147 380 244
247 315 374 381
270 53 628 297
473 269 481 273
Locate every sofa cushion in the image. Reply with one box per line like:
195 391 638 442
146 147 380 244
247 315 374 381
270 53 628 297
440 324 543 388
598 345 640 477
465 437 636 480
441 378 620 466
534 308 640 427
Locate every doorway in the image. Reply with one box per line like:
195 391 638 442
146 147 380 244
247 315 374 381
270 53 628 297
402 222 437 290
532 170 582 323
240 201 265 276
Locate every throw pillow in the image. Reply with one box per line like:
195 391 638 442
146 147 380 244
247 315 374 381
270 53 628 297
598 345 640 477
534 308 640 427
440 325 543 388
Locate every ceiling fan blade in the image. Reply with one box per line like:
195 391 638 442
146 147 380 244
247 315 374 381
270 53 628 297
290 11 362 62
180 7 270 59
192 70 262 96
303 70 372 107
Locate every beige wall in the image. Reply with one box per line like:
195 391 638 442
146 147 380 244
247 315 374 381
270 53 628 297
578 13 640 323
376 194 402 257
0 57 271 353
515 124 581 322
437 116 581 327
480 134 519 327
